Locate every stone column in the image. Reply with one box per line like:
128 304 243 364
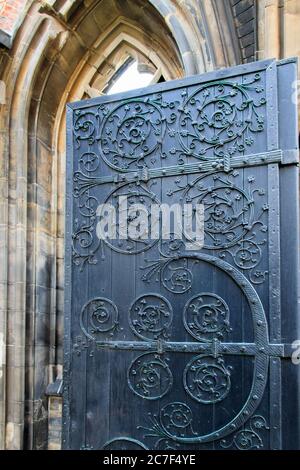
257 0 300 61
257 0 300 122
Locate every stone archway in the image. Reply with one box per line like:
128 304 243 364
0 0 259 450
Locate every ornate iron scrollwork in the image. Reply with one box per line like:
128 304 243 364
141 171 268 287
72 189 100 271
80 297 120 340
91 74 266 170
220 415 269 450
183 355 232 404
129 294 173 340
183 293 230 341
99 182 160 255
139 408 269 450
136 250 270 446
138 402 196 441
138 402 197 442
98 99 170 171
141 249 194 294
127 353 173 400
72 74 268 283
178 75 265 163
74 110 99 147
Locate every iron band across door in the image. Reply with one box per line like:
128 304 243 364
74 149 283 192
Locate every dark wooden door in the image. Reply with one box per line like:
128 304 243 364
63 59 300 450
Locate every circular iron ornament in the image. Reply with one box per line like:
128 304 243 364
98 182 160 255
160 403 193 437
183 293 230 341
127 353 173 400
129 294 173 340
102 437 148 450
161 258 193 294
183 355 231 404
79 151 100 173
140 252 269 445
233 240 261 269
80 297 119 341
178 78 265 162
98 99 165 171
74 111 98 147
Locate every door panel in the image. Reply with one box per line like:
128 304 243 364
63 59 300 450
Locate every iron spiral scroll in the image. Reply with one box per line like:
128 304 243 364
134 251 270 445
80 252 271 447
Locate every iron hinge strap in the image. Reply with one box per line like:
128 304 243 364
94 340 294 358
83 149 283 188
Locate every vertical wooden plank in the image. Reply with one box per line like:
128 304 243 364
181 78 213 448
110 232 136 445
266 60 281 450
85 183 112 449
279 166 300 449
266 61 279 151
277 58 299 449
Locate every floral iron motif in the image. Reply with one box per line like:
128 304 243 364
127 353 173 400
178 75 265 163
141 247 194 294
141 170 268 288
183 354 232 404
129 294 173 340
138 402 197 441
220 415 270 450
80 297 120 341
99 182 160 255
139 407 269 450
72 185 101 271
72 71 268 283
98 97 177 171
73 74 266 170
72 177 161 268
